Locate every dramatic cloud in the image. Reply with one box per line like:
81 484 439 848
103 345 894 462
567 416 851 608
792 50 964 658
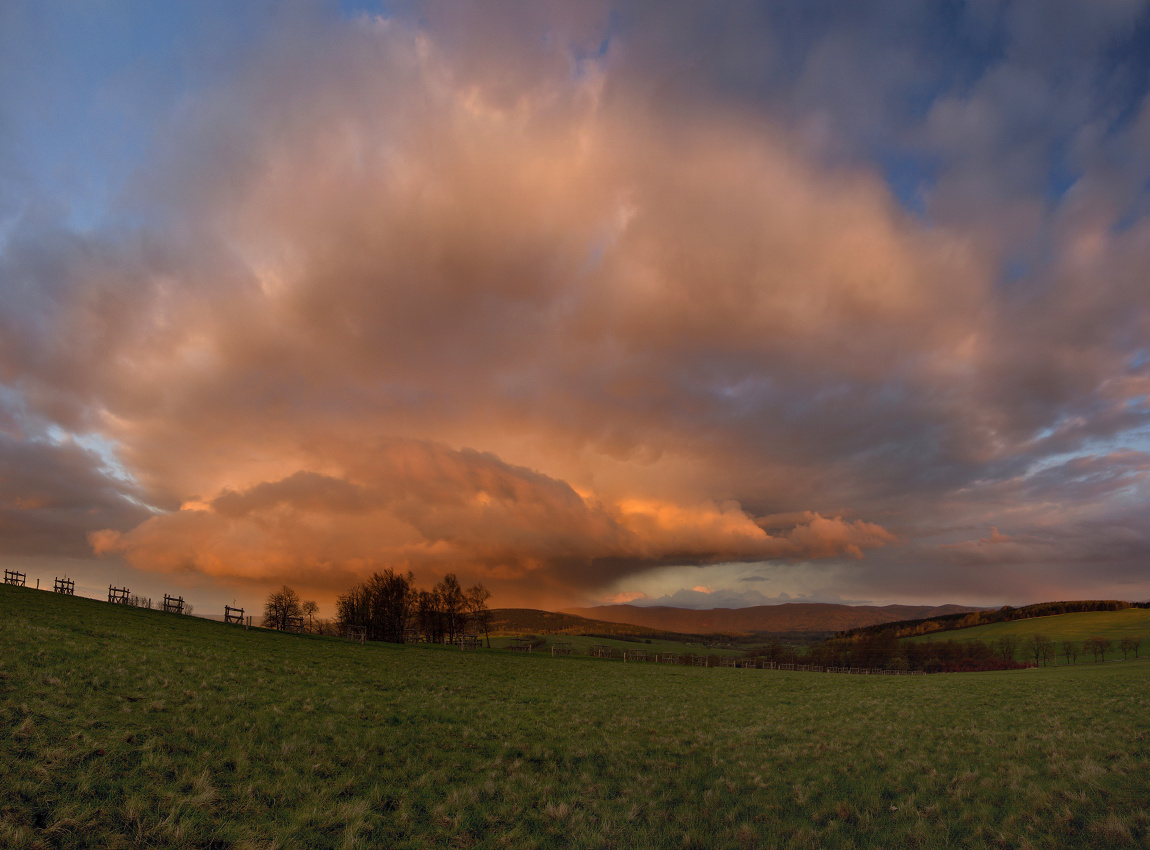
3 2 1150 609
89 438 893 606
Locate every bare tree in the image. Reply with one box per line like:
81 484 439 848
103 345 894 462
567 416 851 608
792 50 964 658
996 635 1019 662
1029 635 1054 666
1119 636 1142 660
466 583 492 647
262 586 303 631
416 588 444 643
312 618 340 637
436 574 466 644
1096 636 1112 662
1083 635 1112 663
371 570 415 641
302 600 319 633
1061 640 1079 665
336 570 414 642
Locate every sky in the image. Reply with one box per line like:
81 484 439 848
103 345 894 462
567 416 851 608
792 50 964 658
2 1 1150 617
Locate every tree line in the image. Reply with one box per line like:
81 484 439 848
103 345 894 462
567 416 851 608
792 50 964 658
261 572 493 646
335 570 492 646
810 630 1142 672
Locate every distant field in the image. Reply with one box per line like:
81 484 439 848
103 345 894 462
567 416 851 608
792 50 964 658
3 584 1149 849
487 608 822 649
485 633 746 657
906 609 1150 662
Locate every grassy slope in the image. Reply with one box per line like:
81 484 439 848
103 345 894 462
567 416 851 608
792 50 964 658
3 584 1149 849
905 609 1150 661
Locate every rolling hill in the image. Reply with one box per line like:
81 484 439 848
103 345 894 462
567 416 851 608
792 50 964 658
903 608 1150 656
561 602 983 636
487 608 682 638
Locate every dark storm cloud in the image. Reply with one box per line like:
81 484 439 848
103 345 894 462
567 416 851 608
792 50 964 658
0 425 151 557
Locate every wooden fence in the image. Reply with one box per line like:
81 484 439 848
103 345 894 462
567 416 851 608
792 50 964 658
108 585 130 604
161 594 184 614
53 577 75 595
3 569 26 586
224 604 244 624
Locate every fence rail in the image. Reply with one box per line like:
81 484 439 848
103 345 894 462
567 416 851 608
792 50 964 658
108 585 130 604
162 594 184 615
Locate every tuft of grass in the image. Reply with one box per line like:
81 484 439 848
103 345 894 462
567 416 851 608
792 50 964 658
2 583 1149 848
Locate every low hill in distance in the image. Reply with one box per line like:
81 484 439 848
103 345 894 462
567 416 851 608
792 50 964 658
488 608 715 643
560 602 982 638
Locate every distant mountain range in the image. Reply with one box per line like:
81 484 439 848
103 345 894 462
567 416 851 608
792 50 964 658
559 603 984 636
487 608 679 638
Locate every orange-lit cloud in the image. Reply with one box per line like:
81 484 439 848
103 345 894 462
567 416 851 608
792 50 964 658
5 3 1150 610
88 438 894 606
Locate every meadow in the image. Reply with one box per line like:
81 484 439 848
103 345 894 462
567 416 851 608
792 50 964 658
905 609 1150 662
3 584 1149 849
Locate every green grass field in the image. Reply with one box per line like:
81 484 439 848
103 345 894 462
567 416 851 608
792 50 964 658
906 609 1150 662
3 584 1149 849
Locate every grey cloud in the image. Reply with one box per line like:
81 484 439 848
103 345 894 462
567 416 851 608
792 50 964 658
0 428 150 557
